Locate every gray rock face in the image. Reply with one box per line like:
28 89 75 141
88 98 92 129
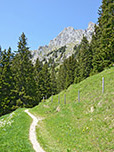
49 27 84 47
32 22 95 63
49 22 95 48
84 22 95 40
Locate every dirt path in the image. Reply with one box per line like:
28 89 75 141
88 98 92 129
25 109 45 152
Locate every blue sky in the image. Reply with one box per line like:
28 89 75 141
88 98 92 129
0 0 102 51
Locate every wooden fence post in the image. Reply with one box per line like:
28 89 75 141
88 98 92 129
58 95 60 104
43 96 45 102
64 94 66 104
102 77 104 94
51 95 53 103
45 95 47 99
78 90 80 102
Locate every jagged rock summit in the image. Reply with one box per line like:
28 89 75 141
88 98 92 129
49 22 95 47
32 22 95 63
49 27 84 48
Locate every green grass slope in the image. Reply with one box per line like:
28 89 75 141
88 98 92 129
30 67 114 152
0 108 35 152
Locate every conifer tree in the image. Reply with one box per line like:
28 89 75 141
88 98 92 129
0 48 15 116
90 25 103 73
50 63 57 95
57 62 67 92
99 0 114 66
0 46 2 60
74 59 80 83
0 46 2 75
34 58 42 81
91 0 114 72
35 58 42 72
12 33 37 107
65 55 76 88
74 44 82 83
78 36 92 81
34 58 42 103
38 63 51 100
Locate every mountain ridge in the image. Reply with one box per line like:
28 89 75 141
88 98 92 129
32 22 95 63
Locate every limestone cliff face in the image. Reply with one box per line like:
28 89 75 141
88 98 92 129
49 22 95 48
32 22 95 63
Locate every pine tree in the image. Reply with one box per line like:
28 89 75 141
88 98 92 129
38 63 51 100
34 57 42 81
90 25 103 73
74 59 80 83
65 54 76 88
0 46 2 60
74 44 82 83
0 48 16 116
91 0 114 72
34 58 43 103
50 63 57 95
0 46 2 75
57 62 67 92
12 33 37 107
99 0 114 66
78 36 92 81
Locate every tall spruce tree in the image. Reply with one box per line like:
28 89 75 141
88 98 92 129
78 36 92 81
34 58 42 81
34 58 42 103
98 0 114 66
74 59 80 83
0 46 2 75
74 44 82 83
12 33 37 107
91 0 114 72
90 25 103 73
0 48 15 116
0 46 2 60
57 61 67 92
65 54 76 89
50 63 57 95
37 63 51 100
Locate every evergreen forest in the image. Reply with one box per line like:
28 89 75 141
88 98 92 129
0 0 114 116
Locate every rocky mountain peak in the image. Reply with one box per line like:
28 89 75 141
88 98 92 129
88 22 95 29
49 22 95 48
32 22 95 63
63 26 75 32
84 22 95 40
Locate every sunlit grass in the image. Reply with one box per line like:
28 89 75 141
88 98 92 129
0 108 35 152
30 67 114 152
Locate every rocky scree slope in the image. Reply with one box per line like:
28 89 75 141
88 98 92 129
32 22 95 64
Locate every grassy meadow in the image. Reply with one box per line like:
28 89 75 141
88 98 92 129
0 67 113 152
0 108 35 152
30 67 114 152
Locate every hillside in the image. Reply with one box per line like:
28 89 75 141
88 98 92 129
0 67 113 152
0 109 35 152
29 67 114 152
